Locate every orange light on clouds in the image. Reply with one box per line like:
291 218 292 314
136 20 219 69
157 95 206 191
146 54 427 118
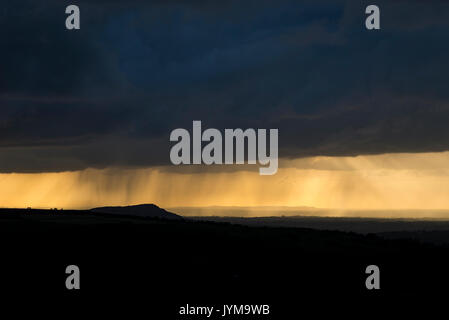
1 152 449 215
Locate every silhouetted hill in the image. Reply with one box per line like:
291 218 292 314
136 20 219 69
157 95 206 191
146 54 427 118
90 204 182 220
189 216 449 245
0 205 449 320
2 206 449 314
380 230 449 245
189 216 449 234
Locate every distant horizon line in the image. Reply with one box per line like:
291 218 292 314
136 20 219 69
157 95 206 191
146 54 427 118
3 204 449 212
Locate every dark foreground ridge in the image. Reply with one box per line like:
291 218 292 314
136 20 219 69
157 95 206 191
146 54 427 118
0 206 448 314
190 216 449 245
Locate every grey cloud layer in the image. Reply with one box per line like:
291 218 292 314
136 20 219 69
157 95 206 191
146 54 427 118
1 0 449 172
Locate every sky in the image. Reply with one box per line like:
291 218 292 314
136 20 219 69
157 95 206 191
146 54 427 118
2 0 449 214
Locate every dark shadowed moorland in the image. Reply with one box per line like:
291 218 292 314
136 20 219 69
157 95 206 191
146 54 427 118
2 204 449 315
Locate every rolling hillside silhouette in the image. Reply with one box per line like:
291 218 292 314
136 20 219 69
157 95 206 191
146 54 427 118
1 204 449 314
91 203 182 220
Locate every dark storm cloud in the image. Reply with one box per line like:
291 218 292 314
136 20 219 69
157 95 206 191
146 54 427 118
1 0 449 172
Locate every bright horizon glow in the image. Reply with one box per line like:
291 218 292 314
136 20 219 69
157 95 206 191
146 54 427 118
1 151 449 217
